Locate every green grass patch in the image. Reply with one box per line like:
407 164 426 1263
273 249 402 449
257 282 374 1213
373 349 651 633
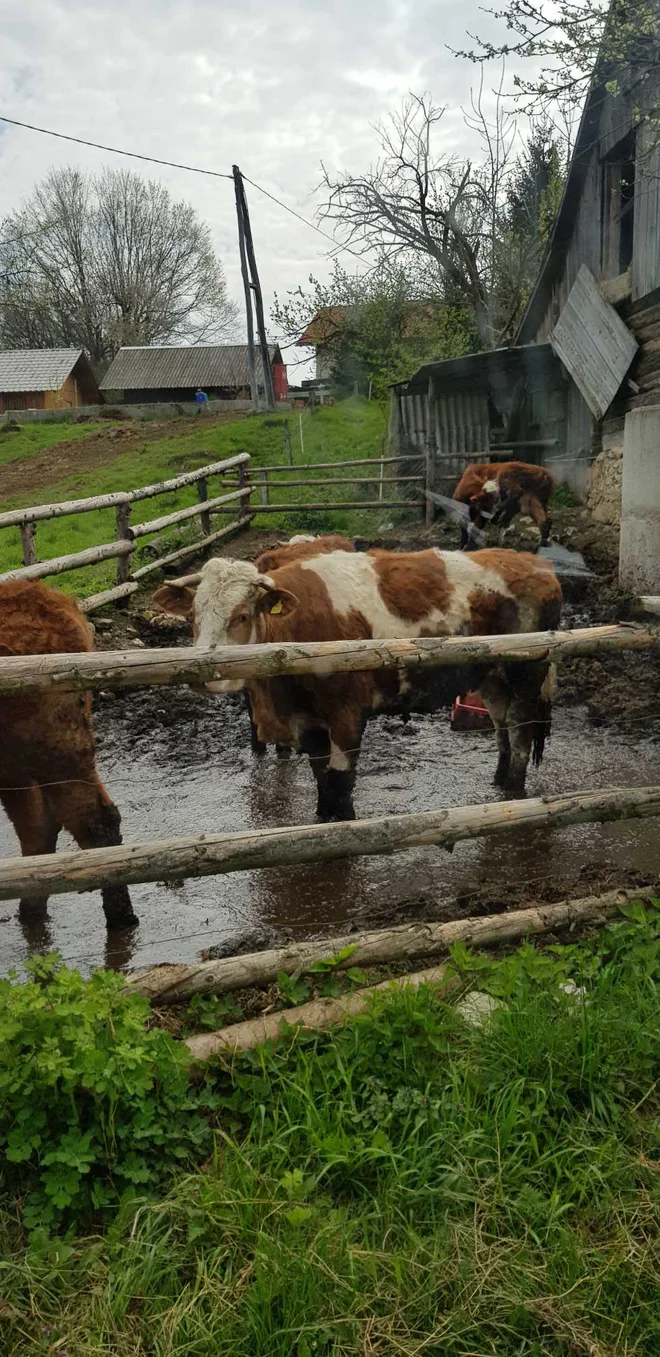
2 899 660 1353
0 419 104 470
0 400 399 596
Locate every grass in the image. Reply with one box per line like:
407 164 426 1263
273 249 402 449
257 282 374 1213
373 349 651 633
0 400 398 596
2 901 660 1354
0 419 104 470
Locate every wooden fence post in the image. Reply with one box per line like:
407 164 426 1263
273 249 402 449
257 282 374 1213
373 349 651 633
19 522 37 566
114 503 132 607
283 420 293 466
238 461 252 519
197 477 211 535
259 469 270 506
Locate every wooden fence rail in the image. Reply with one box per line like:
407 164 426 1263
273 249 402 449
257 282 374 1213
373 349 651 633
0 623 655 697
0 452 253 599
0 785 658 902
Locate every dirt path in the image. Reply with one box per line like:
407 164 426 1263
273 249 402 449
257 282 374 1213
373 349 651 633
0 410 251 500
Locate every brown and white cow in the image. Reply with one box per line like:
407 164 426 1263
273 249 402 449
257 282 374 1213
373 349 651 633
154 546 561 821
453 461 554 549
0 581 137 930
254 534 354 574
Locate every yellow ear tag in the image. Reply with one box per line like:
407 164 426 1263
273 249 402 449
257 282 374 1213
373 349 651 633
270 600 283 614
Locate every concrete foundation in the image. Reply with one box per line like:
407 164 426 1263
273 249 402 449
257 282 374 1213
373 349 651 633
619 405 660 593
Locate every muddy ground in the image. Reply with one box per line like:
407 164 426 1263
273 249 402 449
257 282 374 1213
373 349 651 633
1 506 658 978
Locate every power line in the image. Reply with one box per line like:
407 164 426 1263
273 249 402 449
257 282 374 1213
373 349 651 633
242 173 366 262
0 114 233 180
0 114 366 265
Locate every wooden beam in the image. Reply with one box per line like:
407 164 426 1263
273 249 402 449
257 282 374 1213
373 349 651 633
131 514 253 578
0 624 655 696
212 500 419 514
640 596 660 617
186 965 459 1058
258 456 403 473
79 581 139 613
0 454 251 530
0 785 658 901
129 886 655 1004
0 539 133 584
128 487 249 539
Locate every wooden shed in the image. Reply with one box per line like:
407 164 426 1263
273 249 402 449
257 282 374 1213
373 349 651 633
0 349 101 414
100 344 287 405
392 50 660 515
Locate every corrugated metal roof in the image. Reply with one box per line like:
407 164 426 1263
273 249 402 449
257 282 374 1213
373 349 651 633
0 349 84 392
100 344 282 391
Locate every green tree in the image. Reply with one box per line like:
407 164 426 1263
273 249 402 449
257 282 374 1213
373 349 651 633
273 257 473 398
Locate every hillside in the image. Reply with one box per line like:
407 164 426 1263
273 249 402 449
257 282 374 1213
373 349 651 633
0 400 392 595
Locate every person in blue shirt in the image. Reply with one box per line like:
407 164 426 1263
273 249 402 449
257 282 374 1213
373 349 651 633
195 388 209 414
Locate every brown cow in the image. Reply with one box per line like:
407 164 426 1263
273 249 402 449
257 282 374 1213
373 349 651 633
0 581 137 930
254 534 354 574
453 461 553 548
154 547 561 821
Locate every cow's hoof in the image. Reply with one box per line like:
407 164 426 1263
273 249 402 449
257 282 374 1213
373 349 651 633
106 913 140 932
493 765 509 788
503 784 526 801
316 805 356 823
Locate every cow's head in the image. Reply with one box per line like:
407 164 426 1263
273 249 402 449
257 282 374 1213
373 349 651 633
470 479 500 523
153 557 298 649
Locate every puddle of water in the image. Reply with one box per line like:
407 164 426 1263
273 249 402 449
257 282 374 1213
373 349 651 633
1 692 659 977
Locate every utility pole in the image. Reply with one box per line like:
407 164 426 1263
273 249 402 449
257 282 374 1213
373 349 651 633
232 165 258 411
233 166 276 412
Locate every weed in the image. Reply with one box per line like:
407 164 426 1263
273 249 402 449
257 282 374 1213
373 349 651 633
0 953 212 1230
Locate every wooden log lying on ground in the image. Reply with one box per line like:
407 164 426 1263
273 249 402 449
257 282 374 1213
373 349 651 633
130 885 656 1004
1 786 659 903
0 623 656 697
185 964 459 1060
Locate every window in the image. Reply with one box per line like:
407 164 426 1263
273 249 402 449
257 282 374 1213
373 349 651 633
602 131 636 276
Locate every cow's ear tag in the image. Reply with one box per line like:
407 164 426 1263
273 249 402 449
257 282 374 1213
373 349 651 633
270 600 283 614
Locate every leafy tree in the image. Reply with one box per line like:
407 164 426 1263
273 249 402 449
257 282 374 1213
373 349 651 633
0 167 238 371
273 257 474 397
456 0 660 121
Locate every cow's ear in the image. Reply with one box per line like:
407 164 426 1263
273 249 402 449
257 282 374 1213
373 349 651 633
255 585 298 618
153 582 197 617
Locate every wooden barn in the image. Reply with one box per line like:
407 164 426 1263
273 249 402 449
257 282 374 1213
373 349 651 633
100 344 288 405
391 53 660 523
0 349 101 414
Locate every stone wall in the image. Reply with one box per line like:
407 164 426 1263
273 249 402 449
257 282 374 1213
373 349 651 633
587 417 624 525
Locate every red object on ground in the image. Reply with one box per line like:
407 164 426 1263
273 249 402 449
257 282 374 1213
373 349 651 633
450 691 493 732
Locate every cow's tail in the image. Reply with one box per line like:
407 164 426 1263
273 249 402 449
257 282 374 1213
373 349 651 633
531 664 557 767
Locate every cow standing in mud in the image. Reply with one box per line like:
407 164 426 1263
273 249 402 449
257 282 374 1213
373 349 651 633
453 461 554 549
154 546 561 822
0 581 137 930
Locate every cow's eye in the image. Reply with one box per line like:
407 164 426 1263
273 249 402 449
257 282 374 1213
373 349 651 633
237 613 249 624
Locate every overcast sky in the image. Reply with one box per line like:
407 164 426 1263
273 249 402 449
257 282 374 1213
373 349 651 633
0 0 512 378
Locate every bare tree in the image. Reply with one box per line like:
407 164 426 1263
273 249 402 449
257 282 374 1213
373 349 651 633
320 89 561 348
0 167 238 370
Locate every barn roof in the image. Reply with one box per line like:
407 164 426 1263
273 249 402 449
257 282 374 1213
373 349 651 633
516 80 609 343
0 348 89 392
100 344 282 390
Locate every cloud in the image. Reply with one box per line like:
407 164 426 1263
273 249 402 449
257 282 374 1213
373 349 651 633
0 0 514 378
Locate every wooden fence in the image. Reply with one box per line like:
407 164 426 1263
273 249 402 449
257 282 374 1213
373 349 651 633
0 451 426 610
0 453 253 611
0 620 658 926
0 785 658 903
0 623 656 696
